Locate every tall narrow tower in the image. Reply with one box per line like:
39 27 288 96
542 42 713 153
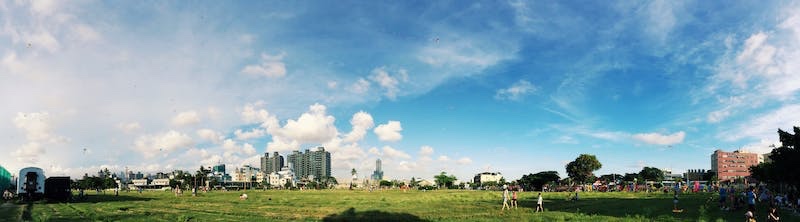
371 158 384 181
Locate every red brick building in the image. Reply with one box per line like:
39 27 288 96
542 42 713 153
710 149 759 181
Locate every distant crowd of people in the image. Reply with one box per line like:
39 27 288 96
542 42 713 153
717 185 794 221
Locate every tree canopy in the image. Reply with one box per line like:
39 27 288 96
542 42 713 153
750 126 800 189
566 154 602 184
638 167 664 182
518 171 560 191
433 172 457 189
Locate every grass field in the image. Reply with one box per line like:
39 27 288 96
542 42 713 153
1 189 798 221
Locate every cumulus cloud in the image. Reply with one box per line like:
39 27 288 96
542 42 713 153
222 139 257 156
171 111 200 126
374 121 402 142
456 157 473 165
343 111 374 143
381 146 411 159
419 145 434 156
495 80 536 101
13 142 45 163
272 103 338 144
369 67 407 99
196 129 223 144
632 131 685 145
241 52 287 78
133 130 194 158
240 102 279 130
234 128 266 140
14 112 67 143
117 122 142 133
350 78 371 94
12 112 69 164
437 155 450 161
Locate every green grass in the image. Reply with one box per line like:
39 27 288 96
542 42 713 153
1 190 797 221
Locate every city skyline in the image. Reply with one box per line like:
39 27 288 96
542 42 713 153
2 1 799 182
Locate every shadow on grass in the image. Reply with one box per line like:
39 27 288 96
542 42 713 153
323 207 427 222
66 194 153 203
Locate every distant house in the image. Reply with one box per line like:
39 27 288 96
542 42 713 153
473 172 503 185
268 166 296 188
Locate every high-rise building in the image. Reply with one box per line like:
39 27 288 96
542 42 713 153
260 152 284 174
711 149 759 181
287 147 331 182
371 159 384 181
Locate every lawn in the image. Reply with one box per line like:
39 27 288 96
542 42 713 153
1 189 797 221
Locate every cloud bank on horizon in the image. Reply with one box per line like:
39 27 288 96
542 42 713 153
1 1 799 181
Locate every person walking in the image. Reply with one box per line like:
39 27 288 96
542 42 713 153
536 192 544 212
502 188 510 211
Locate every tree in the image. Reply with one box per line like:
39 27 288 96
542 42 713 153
566 154 602 185
623 173 640 183
771 127 800 188
639 167 664 182
379 180 392 187
434 172 457 188
599 174 622 183
410 177 419 187
518 171 560 191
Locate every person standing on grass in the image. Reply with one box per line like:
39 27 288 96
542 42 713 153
502 187 510 211
511 190 518 209
767 206 780 222
747 187 757 212
536 193 544 212
720 185 728 210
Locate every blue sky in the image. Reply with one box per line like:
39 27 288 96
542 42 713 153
2 1 799 181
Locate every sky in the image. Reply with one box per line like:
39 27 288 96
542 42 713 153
2 0 800 182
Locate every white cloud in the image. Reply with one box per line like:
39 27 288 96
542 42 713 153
222 139 257 156
381 146 411 159
456 157 472 165
721 104 800 141
369 67 407 99
272 103 338 144
14 112 66 142
419 145 434 156
437 155 450 161
740 139 780 155
241 52 287 78
343 111 374 143
418 35 512 69
554 135 578 144
374 121 402 142
495 80 536 101
171 111 200 126
327 81 338 89
707 110 731 123
72 23 101 42
117 122 142 133
632 131 685 145
368 147 381 155
234 128 266 140
265 136 299 153
240 102 279 129
196 129 223 144
13 142 45 164
350 78 371 94
133 130 194 158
